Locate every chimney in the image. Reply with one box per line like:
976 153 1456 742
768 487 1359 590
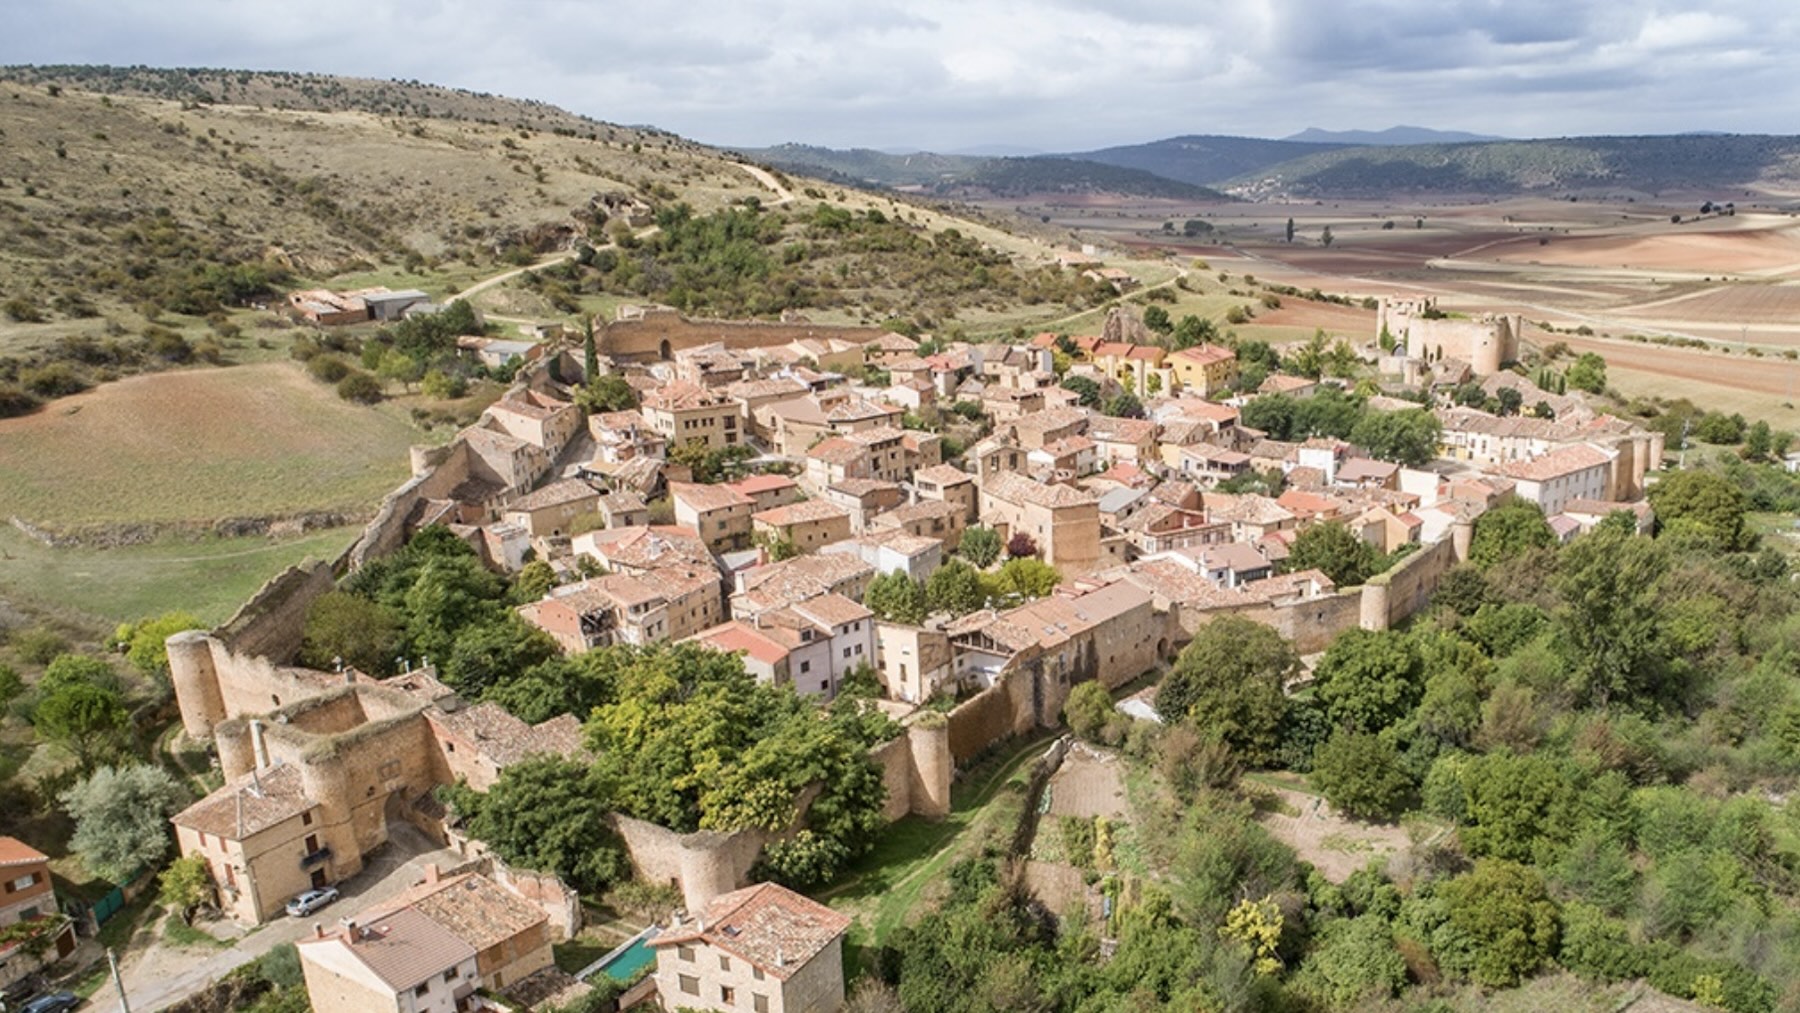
313 923 324 940
249 719 270 770
342 920 359 945
424 863 440 885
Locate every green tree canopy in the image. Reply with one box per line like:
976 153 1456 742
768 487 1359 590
61 764 186 883
1348 408 1440 467
1431 860 1561 987
1156 616 1295 764
33 682 130 772
1467 499 1557 569
1312 628 1423 735
983 558 1061 603
1565 352 1607 394
926 560 986 616
456 756 627 894
1648 468 1749 551
1310 730 1412 820
957 526 1002 568
1287 521 1383 586
300 591 404 677
866 571 928 625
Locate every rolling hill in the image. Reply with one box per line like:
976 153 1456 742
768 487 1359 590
1061 134 1344 187
1282 125 1505 145
1226 134 1800 198
744 144 1229 200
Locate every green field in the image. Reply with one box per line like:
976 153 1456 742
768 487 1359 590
0 523 358 626
0 362 420 529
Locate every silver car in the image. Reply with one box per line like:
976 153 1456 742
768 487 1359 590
285 886 340 917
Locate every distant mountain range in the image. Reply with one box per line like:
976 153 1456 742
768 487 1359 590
753 130 1800 201
1282 125 1505 145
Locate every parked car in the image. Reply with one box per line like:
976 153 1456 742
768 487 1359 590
285 886 340 917
19 992 81 1013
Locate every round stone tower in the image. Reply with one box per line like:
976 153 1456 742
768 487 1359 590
167 630 226 739
1359 582 1391 631
214 719 255 781
907 714 952 819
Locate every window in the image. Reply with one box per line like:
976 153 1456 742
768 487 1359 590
753 966 765 982
301 811 312 826
843 647 852 659
304 834 319 853
9 874 35 891
820 680 829 693
855 644 864 655
721 986 735 1004
678 974 700 996
444 968 459 982
17 905 38 919
754 993 770 1012
414 982 430 998
719 955 731 972
678 945 695 962
799 661 810 674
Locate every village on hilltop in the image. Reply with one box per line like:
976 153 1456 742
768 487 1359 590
13 276 1662 1013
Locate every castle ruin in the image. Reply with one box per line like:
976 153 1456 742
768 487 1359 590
1376 295 1521 375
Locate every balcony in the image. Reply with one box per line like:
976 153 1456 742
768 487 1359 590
300 847 333 869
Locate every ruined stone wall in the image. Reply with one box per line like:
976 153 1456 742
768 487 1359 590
609 815 773 911
347 438 476 569
868 719 952 822
597 310 886 363
946 662 1039 765
486 855 583 942
1271 591 1365 655
213 562 337 665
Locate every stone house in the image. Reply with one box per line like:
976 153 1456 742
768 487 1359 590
913 464 977 524
868 500 965 550
588 410 668 464
819 532 942 585
689 621 795 688
672 482 757 553
978 472 1103 574
297 907 478 1013
945 579 1166 695
727 474 802 514
353 866 555 995
818 479 906 531
752 500 854 554
500 479 600 539
875 622 953 704
731 555 875 621
485 390 581 458
1086 416 1159 471
643 382 744 452
597 491 650 529
650 882 850 1013
517 574 672 651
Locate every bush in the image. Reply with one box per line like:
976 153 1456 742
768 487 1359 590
336 371 383 404
306 354 351 383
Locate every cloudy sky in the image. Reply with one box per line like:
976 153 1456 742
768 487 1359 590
4 0 1795 152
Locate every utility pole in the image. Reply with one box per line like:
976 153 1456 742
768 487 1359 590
107 946 132 1013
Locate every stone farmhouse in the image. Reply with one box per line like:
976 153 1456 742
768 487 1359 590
650 882 850 1013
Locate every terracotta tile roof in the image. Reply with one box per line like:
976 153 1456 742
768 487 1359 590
1171 344 1236 367
827 478 902 498
913 464 972 487
726 377 810 401
301 906 475 992
652 882 850 982
983 471 1099 510
670 482 753 513
1494 443 1615 482
727 474 799 497
1561 498 1650 519
507 479 598 513
807 437 866 466
793 593 874 628
1336 458 1399 483
736 553 874 607
0 837 48 868
1205 493 1295 526
1258 374 1315 394
173 763 313 841
691 621 792 667
578 525 713 571
842 425 906 447
754 500 852 527
872 500 959 527
643 381 735 412
435 701 580 768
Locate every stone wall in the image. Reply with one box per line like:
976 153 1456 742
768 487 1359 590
609 815 773 911
212 562 337 665
1361 536 1461 631
946 664 1037 765
486 855 583 942
597 309 887 363
1377 296 1520 375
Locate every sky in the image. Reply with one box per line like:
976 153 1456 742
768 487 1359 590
4 0 1797 153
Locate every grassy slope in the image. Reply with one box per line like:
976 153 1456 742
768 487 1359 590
0 523 357 626
0 362 417 528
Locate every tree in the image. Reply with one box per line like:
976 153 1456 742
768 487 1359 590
985 558 1060 602
1006 532 1038 559
1467 500 1556 569
926 560 985 616
300 591 403 677
441 618 560 698
1142 305 1172 335
583 327 599 381
1312 628 1422 735
1554 525 1671 708
1310 731 1411 820
61 764 186 883
1063 681 1114 742
958 526 1002 568
1565 352 1607 394
39 653 122 695
1287 521 1382 586
1744 419 1773 460
33 682 130 772
1172 314 1218 350
1348 408 1440 467
421 369 467 400
1320 226 1334 248
1059 375 1101 408
376 349 424 391
1285 217 1296 243
459 756 627 894
1648 468 1748 550
1433 861 1560 987
576 373 638 413
866 571 927 625
1103 392 1145 419
159 854 214 924
1240 394 1296 440
114 612 204 685
1301 915 1407 1005
1156 616 1295 763
1495 387 1523 416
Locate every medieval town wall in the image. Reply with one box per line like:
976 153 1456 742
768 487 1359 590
609 815 774 911
597 310 887 363
1361 535 1462 631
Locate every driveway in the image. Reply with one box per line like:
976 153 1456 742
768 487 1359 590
85 824 461 1013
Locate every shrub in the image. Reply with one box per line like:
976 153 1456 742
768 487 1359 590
306 354 351 383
